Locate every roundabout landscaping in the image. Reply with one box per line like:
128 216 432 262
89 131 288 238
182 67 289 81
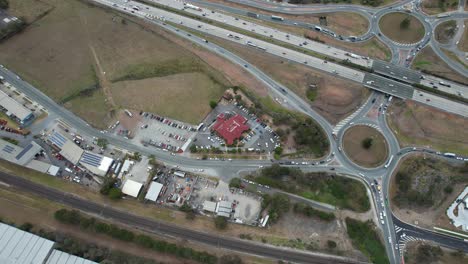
342 125 388 168
379 12 425 44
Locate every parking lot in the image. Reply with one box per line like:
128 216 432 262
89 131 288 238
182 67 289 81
191 179 262 225
193 102 280 154
133 112 198 152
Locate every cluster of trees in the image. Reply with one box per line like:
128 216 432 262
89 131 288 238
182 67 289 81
293 202 335 221
251 165 370 212
0 19 26 41
394 171 433 207
262 193 290 223
0 0 8 10
345 218 389 264
293 118 329 157
179 202 196 220
236 87 329 157
54 209 217 264
100 177 122 200
415 244 443 263
229 177 242 188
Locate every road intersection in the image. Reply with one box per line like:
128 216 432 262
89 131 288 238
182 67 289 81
0 0 467 263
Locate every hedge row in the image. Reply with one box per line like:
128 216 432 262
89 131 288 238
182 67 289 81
54 209 217 264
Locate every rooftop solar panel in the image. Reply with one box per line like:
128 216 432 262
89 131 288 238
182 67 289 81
2 145 15 154
15 143 33 160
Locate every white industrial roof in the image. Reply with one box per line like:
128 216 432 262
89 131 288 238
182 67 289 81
49 131 83 164
0 139 42 166
0 222 54 264
26 159 50 173
0 90 32 121
122 179 143 198
203 201 217 213
79 151 113 177
145 182 163 201
47 165 60 176
46 249 98 264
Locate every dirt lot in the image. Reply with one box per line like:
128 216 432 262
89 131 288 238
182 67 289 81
412 46 468 85
435 20 458 44
405 241 468 264
458 20 468 52
388 99 468 155
379 12 425 44
203 34 369 125
112 72 225 124
422 0 459 15
389 154 467 230
342 125 388 168
204 0 369 36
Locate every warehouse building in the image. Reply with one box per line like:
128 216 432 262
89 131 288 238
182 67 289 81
0 138 42 166
145 181 164 202
0 89 34 125
26 159 60 176
79 151 113 177
48 131 83 165
122 179 143 198
0 222 97 264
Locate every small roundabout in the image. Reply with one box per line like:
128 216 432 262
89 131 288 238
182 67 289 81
342 125 389 168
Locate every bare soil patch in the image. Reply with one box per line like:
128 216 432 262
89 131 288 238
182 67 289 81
422 0 459 15
435 20 458 44
387 99 468 155
412 46 468 84
112 73 225 124
203 34 369 124
379 12 425 44
342 125 388 168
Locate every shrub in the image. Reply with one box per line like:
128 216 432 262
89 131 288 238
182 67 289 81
209 100 218 109
229 178 242 188
327 240 337 249
400 17 411 29
108 188 122 200
214 216 228 230
362 138 373 149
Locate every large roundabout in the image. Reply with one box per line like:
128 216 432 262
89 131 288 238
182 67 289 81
379 12 425 44
342 125 389 168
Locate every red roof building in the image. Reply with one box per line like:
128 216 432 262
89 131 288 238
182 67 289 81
212 114 249 145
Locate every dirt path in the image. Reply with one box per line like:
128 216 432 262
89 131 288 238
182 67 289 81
77 10 117 111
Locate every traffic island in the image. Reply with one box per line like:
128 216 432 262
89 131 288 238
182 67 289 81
379 12 425 44
342 125 388 168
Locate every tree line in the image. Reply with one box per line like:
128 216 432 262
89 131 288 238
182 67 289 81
54 209 217 264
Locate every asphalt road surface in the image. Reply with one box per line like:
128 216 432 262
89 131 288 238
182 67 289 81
0 170 365 264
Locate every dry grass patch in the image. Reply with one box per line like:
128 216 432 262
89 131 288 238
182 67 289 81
343 125 388 168
379 12 425 44
458 20 468 52
435 20 458 44
201 34 368 124
6 0 53 23
112 72 226 124
64 89 114 129
422 0 459 15
388 99 468 155
412 46 468 85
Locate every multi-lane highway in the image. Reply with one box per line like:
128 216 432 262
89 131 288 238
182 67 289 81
0 0 467 263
